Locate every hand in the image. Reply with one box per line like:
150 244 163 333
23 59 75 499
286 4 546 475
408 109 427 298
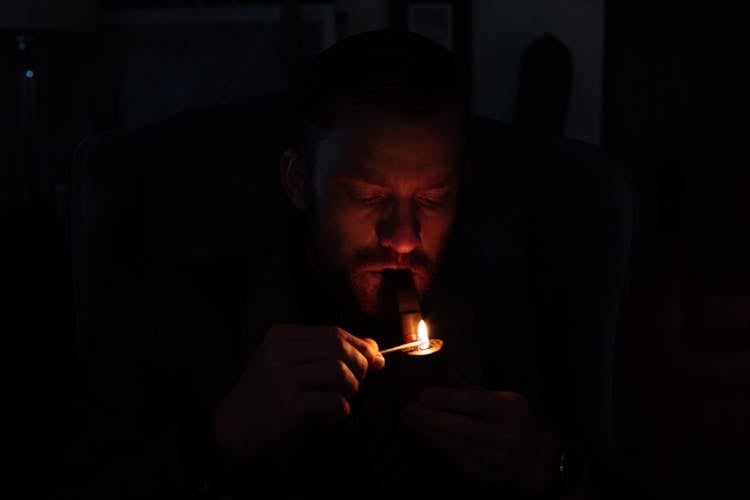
401 386 561 494
214 324 385 456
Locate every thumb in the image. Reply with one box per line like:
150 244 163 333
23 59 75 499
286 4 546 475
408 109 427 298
362 337 386 371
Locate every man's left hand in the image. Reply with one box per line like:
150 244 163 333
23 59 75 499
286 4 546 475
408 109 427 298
401 386 561 495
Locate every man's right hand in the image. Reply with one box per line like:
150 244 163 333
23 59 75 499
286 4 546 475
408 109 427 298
213 324 385 456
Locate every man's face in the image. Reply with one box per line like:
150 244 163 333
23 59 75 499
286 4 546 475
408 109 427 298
307 109 465 318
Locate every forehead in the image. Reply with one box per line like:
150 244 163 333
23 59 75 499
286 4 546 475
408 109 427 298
315 109 465 185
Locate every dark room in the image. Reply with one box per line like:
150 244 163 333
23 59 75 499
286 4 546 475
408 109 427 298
2 1 748 499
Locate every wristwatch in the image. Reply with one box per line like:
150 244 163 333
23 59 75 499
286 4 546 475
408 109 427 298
549 440 586 497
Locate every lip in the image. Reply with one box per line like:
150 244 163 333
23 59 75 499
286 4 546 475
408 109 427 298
361 266 412 272
357 267 428 280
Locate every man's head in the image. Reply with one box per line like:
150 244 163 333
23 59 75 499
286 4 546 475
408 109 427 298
280 30 470 319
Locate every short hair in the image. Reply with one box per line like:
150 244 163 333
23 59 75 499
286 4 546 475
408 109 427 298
292 29 471 167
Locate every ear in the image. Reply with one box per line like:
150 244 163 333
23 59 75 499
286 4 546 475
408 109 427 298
280 149 307 210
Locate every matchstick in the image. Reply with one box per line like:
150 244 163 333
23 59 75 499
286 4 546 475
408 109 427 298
379 340 423 355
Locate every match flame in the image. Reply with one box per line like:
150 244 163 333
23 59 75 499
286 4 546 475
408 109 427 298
417 319 430 350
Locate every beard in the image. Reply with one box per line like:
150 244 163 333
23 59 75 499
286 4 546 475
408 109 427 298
302 202 442 323
347 247 434 317
314 242 436 320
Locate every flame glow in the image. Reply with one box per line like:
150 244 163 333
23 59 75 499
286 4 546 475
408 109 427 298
417 320 430 350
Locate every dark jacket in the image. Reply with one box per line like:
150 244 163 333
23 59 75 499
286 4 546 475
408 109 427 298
60 96 634 499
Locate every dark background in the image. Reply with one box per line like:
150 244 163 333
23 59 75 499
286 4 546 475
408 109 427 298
3 1 748 498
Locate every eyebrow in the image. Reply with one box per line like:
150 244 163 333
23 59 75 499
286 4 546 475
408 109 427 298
333 165 459 189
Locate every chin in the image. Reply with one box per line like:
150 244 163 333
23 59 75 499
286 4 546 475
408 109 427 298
348 270 432 319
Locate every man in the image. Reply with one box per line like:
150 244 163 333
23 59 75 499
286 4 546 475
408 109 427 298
211 29 572 497
63 30 600 499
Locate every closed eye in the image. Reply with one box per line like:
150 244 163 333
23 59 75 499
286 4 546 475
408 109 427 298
347 185 388 206
416 195 445 208
357 194 386 205
416 187 455 209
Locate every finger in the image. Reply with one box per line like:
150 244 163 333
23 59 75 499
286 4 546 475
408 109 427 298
401 408 509 481
268 323 381 368
349 336 385 372
286 326 385 375
416 387 529 420
290 391 351 424
268 326 373 381
401 401 517 448
323 329 384 377
333 329 379 380
293 359 361 397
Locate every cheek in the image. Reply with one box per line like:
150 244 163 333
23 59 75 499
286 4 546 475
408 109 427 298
317 201 376 256
420 211 456 254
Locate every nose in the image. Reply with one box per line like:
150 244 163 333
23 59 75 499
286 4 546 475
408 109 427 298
377 198 421 254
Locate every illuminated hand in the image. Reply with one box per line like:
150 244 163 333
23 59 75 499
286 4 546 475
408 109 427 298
401 386 561 494
214 324 385 456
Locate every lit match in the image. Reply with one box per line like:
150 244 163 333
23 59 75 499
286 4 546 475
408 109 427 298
379 319 442 355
